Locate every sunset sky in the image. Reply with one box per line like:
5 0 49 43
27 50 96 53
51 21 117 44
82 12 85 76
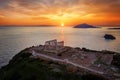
0 0 120 26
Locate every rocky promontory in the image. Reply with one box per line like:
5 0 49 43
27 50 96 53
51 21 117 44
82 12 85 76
0 43 120 80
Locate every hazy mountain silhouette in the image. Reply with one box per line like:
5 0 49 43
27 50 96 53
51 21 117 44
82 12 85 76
74 23 97 28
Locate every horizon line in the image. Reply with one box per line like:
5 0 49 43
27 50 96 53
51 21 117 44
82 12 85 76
0 24 120 27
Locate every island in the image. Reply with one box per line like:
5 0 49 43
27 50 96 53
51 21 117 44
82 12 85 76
0 39 120 80
104 34 116 40
74 23 98 28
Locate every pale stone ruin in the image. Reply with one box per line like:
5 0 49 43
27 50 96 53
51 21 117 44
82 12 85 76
44 39 64 53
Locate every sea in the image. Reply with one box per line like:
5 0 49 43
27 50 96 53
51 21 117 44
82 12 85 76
0 26 120 67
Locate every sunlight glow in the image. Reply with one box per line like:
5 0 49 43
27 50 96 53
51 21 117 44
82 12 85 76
0 0 119 26
61 23 64 27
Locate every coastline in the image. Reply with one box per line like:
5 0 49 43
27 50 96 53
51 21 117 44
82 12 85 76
0 44 120 80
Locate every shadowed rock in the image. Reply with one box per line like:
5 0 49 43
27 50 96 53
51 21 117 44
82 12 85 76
104 34 116 40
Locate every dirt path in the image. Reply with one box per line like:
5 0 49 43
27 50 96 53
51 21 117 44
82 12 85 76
32 50 104 75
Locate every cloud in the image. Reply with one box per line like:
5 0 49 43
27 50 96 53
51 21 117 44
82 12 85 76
0 0 120 25
0 0 119 15
82 0 120 13
0 0 10 8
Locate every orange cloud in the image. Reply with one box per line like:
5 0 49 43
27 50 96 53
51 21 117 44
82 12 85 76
0 0 120 26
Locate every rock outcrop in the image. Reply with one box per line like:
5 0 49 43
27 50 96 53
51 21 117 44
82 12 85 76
0 46 119 80
104 34 116 40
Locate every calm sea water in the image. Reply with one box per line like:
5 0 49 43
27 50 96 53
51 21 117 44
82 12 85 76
0 26 120 67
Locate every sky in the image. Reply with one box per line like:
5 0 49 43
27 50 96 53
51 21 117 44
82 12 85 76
0 0 120 26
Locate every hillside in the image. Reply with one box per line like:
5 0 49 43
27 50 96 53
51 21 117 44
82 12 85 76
0 47 110 80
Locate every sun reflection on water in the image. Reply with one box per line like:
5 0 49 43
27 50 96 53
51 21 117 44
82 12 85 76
58 27 65 41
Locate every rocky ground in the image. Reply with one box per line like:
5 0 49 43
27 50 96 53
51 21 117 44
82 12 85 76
0 46 120 80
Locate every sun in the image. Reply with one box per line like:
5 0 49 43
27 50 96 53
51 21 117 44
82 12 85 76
61 23 64 27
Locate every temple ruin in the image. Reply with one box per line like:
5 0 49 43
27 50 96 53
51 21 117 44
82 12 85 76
44 39 64 53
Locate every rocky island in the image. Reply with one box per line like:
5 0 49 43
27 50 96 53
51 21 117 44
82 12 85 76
0 39 120 80
74 23 98 28
104 34 116 40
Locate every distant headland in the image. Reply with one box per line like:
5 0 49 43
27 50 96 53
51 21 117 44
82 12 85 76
108 28 120 30
74 23 98 28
